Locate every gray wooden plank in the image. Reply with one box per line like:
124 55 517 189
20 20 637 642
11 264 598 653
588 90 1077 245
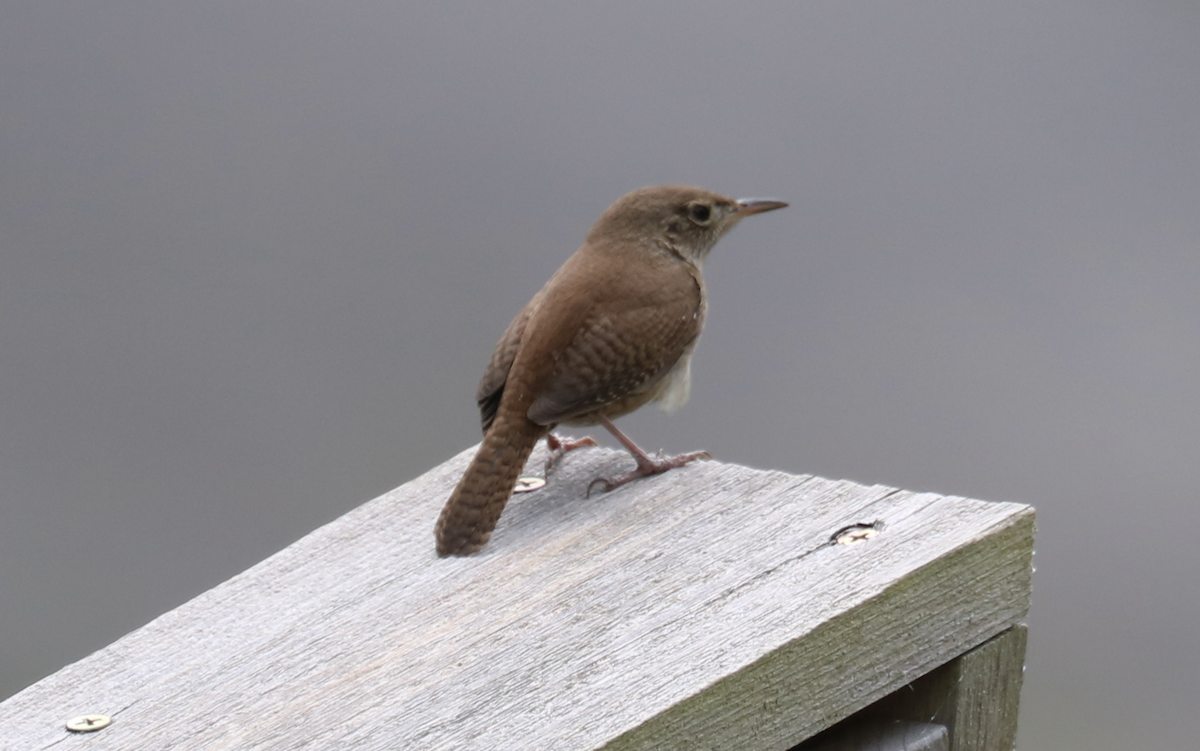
947 626 1027 750
866 626 1028 751
0 442 1033 751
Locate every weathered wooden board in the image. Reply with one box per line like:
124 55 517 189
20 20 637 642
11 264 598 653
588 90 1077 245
0 442 1034 750
864 626 1028 750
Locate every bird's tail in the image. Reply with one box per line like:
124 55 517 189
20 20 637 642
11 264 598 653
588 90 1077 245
435 411 546 556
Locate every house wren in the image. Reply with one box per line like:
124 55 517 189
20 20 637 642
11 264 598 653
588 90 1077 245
435 185 786 556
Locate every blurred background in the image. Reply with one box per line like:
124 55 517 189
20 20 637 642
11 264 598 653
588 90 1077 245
2 2 1197 747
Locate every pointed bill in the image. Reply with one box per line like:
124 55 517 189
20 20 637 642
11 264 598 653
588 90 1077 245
734 197 789 216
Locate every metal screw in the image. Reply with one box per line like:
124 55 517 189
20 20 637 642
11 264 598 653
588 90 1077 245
66 714 111 732
513 476 546 493
834 523 881 546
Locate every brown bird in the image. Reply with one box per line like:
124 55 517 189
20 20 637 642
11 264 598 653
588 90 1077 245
435 185 787 556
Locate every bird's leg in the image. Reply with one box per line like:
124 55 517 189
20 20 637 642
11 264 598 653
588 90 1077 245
544 432 598 474
586 416 711 496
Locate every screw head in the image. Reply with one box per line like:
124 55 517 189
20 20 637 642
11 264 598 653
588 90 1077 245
834 522 881 546
513 476 546 493
66 714 111 732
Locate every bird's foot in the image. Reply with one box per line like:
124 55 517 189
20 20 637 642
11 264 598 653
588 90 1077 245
586 449 711 497
544 433 599 474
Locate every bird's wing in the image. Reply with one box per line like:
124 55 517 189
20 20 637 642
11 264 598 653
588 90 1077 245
476 292 542 434
526 281 702 426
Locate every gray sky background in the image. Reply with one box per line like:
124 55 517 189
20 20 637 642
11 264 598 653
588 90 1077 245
3 2 1198 747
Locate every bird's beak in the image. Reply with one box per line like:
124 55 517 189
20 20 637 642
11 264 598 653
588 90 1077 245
734 198 789 216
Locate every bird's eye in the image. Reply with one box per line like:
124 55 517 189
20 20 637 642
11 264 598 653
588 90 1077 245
688 202 712 224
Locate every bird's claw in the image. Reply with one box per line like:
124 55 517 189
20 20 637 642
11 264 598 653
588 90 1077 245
544 434 599 475
586 476 614 498
584 449 712 498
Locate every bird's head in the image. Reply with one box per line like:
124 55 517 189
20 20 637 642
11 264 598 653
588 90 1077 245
586 185 787 264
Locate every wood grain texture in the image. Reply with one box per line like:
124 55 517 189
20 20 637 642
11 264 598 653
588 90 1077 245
0 443 1034 751
865 627 1028 751
946 627 1027 750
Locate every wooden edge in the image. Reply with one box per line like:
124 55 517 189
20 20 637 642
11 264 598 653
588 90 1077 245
602 508 1034 750
844 625 1029 751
